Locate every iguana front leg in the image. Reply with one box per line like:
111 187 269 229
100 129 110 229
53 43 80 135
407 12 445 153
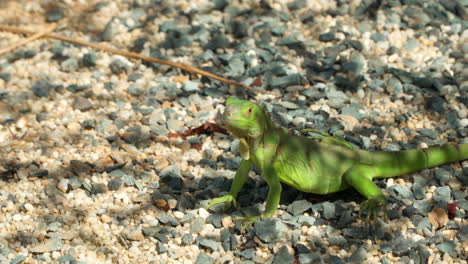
207 159 252 210
236 166 282 231
344 165 387 223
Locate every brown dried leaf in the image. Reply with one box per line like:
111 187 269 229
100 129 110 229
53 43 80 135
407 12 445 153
428 207 448 229
154 199 170 211
168 122 228 138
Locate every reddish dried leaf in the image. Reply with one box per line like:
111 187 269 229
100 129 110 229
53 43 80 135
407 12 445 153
428 207 449 229
168 122 228 138
252 76 262 87
447 201 458 220
154 199 170 211
191 143 202 150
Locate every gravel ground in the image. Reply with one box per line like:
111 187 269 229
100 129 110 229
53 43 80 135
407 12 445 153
0 0 467 263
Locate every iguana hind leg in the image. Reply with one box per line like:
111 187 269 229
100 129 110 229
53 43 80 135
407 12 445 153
343 165 387 223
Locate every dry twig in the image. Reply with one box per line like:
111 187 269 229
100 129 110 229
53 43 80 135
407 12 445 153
0 24 268 95
0 24 56 55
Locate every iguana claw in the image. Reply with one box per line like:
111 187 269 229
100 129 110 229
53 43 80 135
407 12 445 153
207 194 238 211
359 196 388 225
235 215 259 232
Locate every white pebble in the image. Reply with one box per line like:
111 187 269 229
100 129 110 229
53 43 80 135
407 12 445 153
24 203 34 212
56 179 69 193
198 208 210 219
12 214 22 221
459 118 468 128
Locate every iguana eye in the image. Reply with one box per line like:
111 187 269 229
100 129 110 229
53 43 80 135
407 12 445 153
247 107 253 115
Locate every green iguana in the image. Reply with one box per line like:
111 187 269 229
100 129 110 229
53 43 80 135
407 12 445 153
207 98 468 230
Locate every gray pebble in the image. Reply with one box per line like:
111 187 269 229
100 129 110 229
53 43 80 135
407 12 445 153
197 237 218 251
225 158 241 170
287 200 312 216
0 72 11 82
437 241 457 256
157 213 179 226
388 185 414 203
102 17 120 41
254 218 285 243
108 178 123 191
46 8 64 22
433 186 451 203
190 217 205 234
434 168 451 185
273 245 294 264
32 80 53 97
30 238 63 253
61 58 79 72
10 255 26 264
195 253 214 264
91 183 107 195
82 52 97 67
142 226 161 237
109 59 130 74
319 32 335 42
72 97 93 111
413 200 432 215
329 255 345 264
181 233 193 246
167 119 185 132
128 83 144 96
156 241 169 254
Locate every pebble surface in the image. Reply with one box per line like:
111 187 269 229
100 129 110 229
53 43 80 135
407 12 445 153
0 0 467 263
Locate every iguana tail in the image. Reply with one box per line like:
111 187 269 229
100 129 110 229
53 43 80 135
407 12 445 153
361 143 468 179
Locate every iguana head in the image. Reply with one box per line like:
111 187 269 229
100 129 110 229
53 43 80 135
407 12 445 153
223 98 266 138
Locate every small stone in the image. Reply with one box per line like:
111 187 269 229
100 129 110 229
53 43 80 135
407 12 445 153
298 253 321 264
128 83 144 96
122 227 145 241
195 253 214 264
190 217 205 234
30 238 63 253
72 97 93 111
319 32 335 42
159 165 183 191
157 213 179 226
287 200 312 216
254 218 285 243
437 241 457 256
273 246 294 264
181 233 193 246
109 59 131 74
82 52 97 67
101 214 112 223
56 179 69 193
10 255 26 264
32 80 53 97
61 58 79 72
197 237 218 251
91 183 107 195
183 81 200 92
46 8 64 22
70 160 93 175
0 72 11 82
108 178 123 191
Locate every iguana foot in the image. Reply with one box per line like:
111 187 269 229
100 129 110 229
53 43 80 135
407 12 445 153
207 194 238 211
359 196 388 225
235 215 259 232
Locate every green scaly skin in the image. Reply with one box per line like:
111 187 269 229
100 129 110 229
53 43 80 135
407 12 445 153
207 98 468 231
